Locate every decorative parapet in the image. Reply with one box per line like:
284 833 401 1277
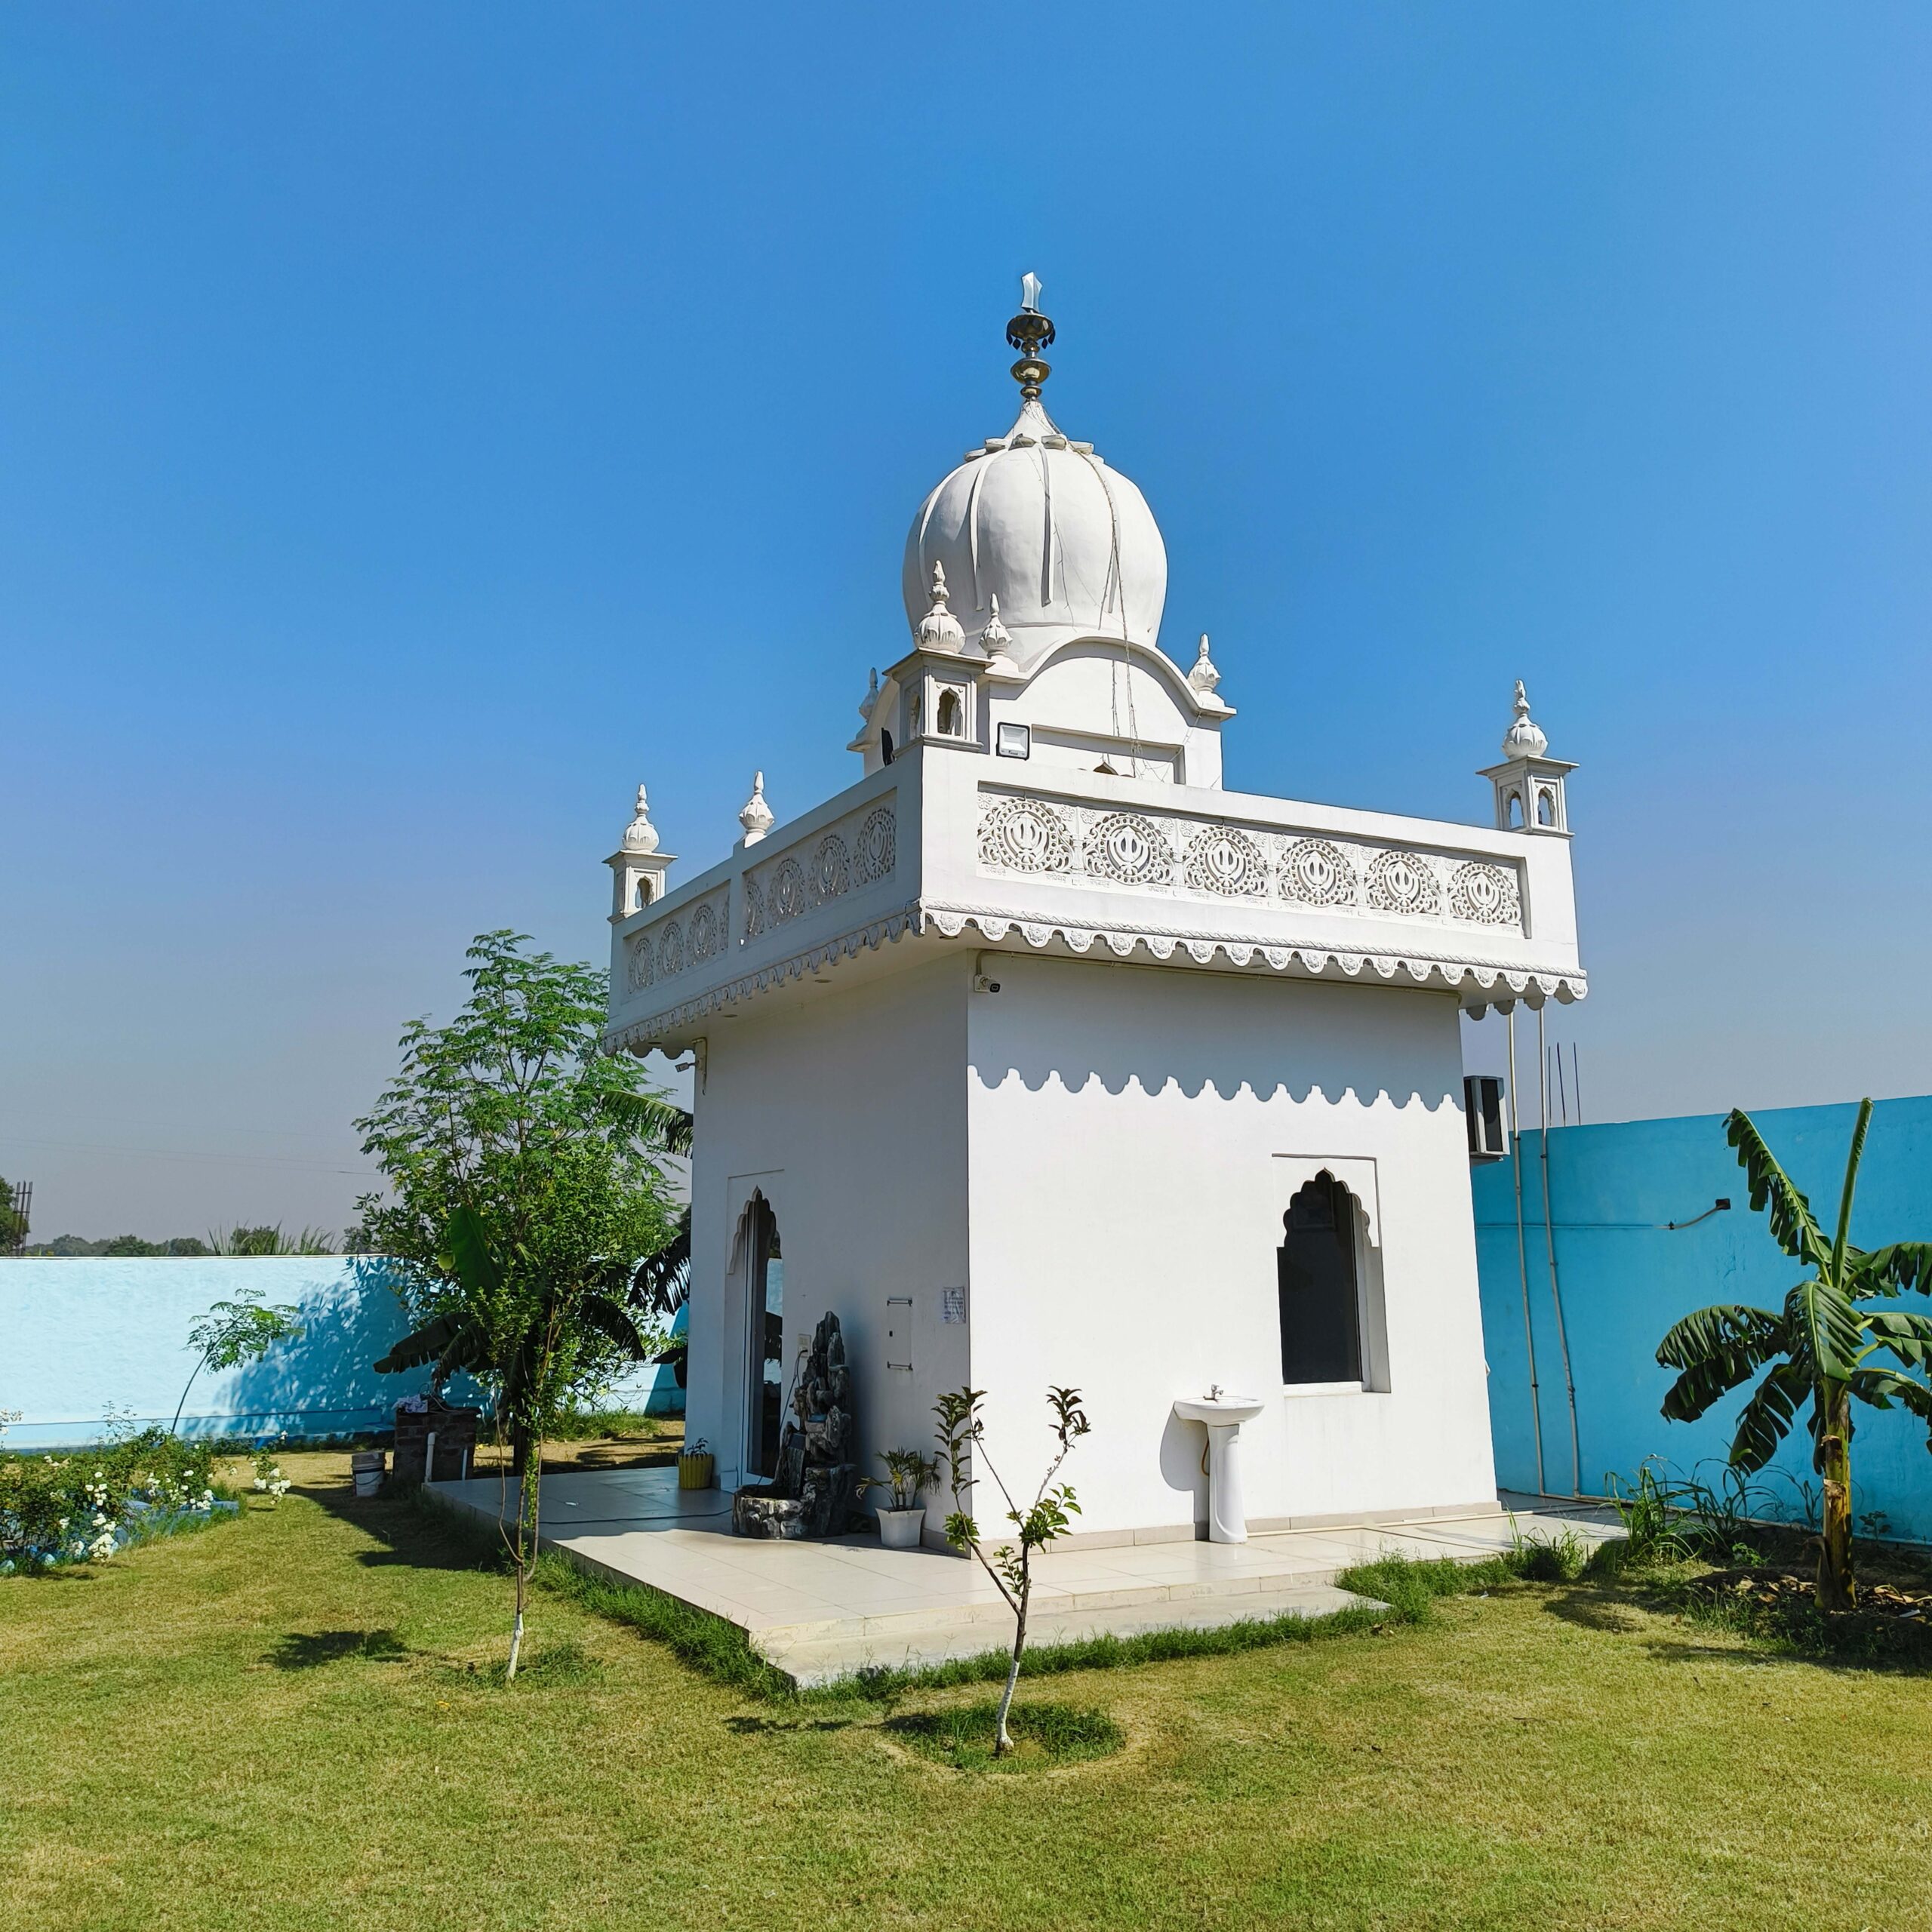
604 750 1583 1054
743 799 897 943
623 883 730 996
975 789 1523 932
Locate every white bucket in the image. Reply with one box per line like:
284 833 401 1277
354 1470 381 1499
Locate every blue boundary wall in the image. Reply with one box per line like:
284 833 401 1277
0 1257 681 1450
1472 1094 1932 1541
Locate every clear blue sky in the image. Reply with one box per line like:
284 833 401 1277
5 5 1929 1238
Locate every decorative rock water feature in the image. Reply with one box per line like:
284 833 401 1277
731 1310 857 1539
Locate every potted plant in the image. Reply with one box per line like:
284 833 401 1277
678 1436 715 1491
865 1447 939 1549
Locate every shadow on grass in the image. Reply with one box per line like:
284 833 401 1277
884 1700 1124 1772
724 1714 857 1734
300 1471 515 1578
266 1628 412 1669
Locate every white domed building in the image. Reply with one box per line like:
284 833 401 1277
603 281 1586 1561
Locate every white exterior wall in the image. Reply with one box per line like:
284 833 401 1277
981 642 1226 787
964 954 1497 1540
685 953 972 1494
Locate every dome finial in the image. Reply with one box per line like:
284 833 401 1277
980 593 1017 672
622 781 660 854
1005 272 1055 401
914 560 965 652
1501 678 1549 759
739 770 774 845
1188 633 1222 697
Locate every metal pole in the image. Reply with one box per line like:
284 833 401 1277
1572 1042 1583 1126
1507 1008 1546 1494
1537 1004 1583 1495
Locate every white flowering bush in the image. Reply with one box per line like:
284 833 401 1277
0 1426 236 1574
252 1442 292 1504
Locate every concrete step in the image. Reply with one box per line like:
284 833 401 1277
756 1582 1388 1688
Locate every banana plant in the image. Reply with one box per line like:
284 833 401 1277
1657 1099 1932 1610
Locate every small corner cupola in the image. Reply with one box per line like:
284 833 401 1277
888 561 983 753
606 782 675 920
1479 681 1576 835
738 771 775 847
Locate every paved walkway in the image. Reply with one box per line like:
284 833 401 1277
432 1466 1621 1686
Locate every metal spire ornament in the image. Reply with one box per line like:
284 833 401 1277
1005 271 1056 400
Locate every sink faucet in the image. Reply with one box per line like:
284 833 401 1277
1208 1383 1223 1400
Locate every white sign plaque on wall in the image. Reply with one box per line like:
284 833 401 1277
940 1286 968 1325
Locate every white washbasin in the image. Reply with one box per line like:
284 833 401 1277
1173 1393 1266 1543
1174 1394 1265 1426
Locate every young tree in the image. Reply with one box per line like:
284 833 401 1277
381 1200 657 1677
358 931 685 1676
171 1288 304 1435
935 1385 1091 1757
355 931 684 1469
1658 1100 1932 1610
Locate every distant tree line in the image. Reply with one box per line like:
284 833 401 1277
13 1223 360 1258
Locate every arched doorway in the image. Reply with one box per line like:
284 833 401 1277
1277 1172 1364 1386
743 1195 785 1478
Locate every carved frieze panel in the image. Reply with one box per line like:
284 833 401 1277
656 920 685 979
807 834 851 908
743 800 899 943
688 898 722 964
1084 812 1172 886
1184 825 1268 898
852 805 895 884
1364 849 1440 918
1280 838 1356 907
975 789 1524 934
626 887 727 993
1447 861 1519 927
767 857 808 926
979 795 1073 874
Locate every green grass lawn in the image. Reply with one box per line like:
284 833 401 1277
7 1451 1932 1931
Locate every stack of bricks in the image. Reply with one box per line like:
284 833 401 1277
391 1398 481 1485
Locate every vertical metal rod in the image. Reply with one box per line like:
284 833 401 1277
1507 1008 1546 1494
1537 1004 1583 1495
1572 1042 1583 1126
1556 1041 1569 1125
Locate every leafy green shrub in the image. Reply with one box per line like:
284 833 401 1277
1 1427 232 1573
1514 1524 1589 1582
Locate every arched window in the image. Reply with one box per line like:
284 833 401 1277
1536 787 1555 827
937 689 961 737
1278 1173 1363 1385
880 728 894 767
1506 789 1524 829
634 875 655 912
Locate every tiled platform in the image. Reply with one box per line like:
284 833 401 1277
432 1466 1620 1686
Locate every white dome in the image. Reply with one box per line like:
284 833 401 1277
902 395 1168 666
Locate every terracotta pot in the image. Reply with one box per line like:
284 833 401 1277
878 1505 925 1550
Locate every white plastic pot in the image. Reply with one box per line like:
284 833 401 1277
878 1506 925 1550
